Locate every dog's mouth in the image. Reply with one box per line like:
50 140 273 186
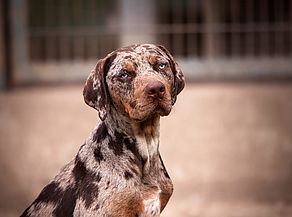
153 101 172 116
128 99 172 122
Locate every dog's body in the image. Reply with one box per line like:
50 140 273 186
21 44 184 217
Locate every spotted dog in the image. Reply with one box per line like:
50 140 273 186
21 44 185 217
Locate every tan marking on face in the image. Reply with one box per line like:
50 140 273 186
125 61 136 73
148 55 157 66
123 99 133 115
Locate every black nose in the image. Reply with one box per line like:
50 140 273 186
145 81 166 99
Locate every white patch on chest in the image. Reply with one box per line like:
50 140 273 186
141 189 161 217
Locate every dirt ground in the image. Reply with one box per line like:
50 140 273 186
1 82 292 217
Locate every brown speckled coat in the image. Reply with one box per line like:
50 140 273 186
21 44 185 217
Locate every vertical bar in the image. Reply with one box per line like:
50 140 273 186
254 0 260 57
167 0 173 52
230 0 239 57
259 0 268 57
10 0 30 84
203 0 220 58
290 0 292 56
44 0 53 60
182 0 188 57
0 0 5 88
0 0 12 88
30 0 44 61
283 0 290 55
58 0 71 60
191 0 198 58
186 0 193 57
246 0 255 57
71 0 84 59
273 0 278 56
276 0 284 56
30 36 41 61
73 36 85 60
46 36 56 61
86 0 98 59
80 0 87 59
171 0 183 57
87 35 98 59
219 0 226 57
225 0 231 57
96 0 104 57
58 36 71 61
239 0 245 57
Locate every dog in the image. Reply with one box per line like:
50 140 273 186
21 44 185 217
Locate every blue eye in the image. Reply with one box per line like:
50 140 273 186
159 63 166 69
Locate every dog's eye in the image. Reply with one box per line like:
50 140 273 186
158 63 166 70
118 70 132 80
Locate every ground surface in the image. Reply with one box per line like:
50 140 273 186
1 82 292 217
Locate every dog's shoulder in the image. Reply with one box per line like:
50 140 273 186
21 160 77 216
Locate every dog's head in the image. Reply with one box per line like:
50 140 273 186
83 44 185 122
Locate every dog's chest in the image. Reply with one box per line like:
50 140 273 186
75 123 173 216
105 183 169 217
141 189 161 217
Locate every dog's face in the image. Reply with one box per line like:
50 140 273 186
83 44 185 122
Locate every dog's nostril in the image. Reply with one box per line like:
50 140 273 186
145 81 166 99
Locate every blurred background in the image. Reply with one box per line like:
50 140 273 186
1 0 292 216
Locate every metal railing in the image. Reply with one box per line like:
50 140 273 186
26 0 292 81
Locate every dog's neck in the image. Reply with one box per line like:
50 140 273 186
105 108 160 174
131 115 160 174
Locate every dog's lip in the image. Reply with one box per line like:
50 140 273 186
140 100 164 111
129 98 172 121
142 103 171 119
156 104 172 116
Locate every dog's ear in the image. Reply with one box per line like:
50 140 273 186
83 53 116 121
158 45 185 104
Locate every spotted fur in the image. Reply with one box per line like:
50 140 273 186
21 44 185 217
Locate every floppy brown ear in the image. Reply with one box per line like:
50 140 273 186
158 45 185 104
83 54 116 121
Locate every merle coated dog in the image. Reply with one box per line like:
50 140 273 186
21 44 185 217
